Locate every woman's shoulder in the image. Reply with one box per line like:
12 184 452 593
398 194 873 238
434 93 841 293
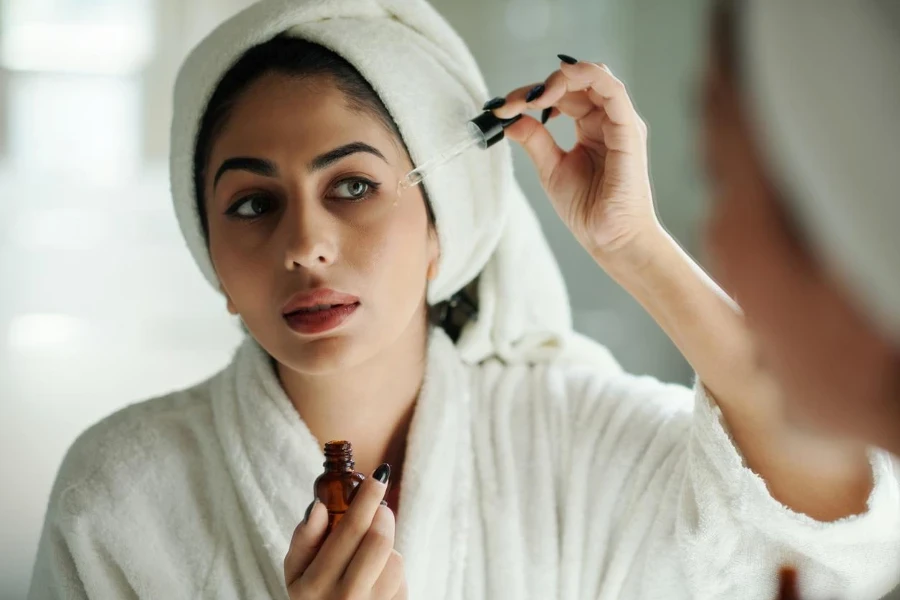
471 332 694 417
48 374 224 525
464 336 697 516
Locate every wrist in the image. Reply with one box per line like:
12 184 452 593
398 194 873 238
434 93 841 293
591 223 678 286
593 228 724 339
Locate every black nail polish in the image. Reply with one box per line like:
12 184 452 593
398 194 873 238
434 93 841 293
541 107 552 125
558 54 578 65
482 96 506 110
373 463 391 484
302 499 316 524
525 84 545 103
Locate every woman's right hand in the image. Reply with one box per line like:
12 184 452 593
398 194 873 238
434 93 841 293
284 471 406 600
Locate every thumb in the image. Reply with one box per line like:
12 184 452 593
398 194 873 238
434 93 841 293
503 115 565 189
392 577 409 600
284 501 327 587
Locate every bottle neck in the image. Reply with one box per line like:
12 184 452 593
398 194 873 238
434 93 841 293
323 441 355 473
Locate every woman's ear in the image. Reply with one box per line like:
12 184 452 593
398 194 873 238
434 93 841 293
426 226 441 282
220 284 239 315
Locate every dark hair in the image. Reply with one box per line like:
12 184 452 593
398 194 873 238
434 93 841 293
192 35 475 339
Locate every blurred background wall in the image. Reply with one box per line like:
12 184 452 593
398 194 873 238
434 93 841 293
0 0 709 596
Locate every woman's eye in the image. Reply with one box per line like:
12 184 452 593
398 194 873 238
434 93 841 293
332 178 379 201
228 194 273 218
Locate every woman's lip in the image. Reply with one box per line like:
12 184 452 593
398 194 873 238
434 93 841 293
281 288 360 315
283 302 360 335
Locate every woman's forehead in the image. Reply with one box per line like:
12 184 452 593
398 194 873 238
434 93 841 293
210 73 400 163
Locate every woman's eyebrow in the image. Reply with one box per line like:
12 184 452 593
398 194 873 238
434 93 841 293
213 142 387 190
308 142 388 172
213 157 278 189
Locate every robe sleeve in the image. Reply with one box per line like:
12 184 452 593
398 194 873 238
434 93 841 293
557 367 900 599
677 381 900 599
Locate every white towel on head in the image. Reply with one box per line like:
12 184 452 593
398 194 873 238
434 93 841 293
740 0 900 343
170 0 613 366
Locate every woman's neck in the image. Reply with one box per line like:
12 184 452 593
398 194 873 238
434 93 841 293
277 318 430 479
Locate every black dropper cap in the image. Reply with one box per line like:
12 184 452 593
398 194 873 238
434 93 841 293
467 111 523 149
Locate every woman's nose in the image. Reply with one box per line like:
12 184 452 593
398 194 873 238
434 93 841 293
282 198 338 270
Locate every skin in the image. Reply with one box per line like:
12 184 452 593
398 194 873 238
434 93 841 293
701 46 900 455
202 58 878 599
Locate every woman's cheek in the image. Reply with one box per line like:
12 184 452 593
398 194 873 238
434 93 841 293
339 191 431 297
340 219 392 275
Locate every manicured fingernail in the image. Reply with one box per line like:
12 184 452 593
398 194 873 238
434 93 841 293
558 54 578 65
540 107 552 125
373 463 391 484
501 114 523 128
482 96 506 110
302 499 317 524
525 84 545 103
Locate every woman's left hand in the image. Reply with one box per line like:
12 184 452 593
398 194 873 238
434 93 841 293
495 58 660 268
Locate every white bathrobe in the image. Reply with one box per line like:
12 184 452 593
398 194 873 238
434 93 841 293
28 328 900 600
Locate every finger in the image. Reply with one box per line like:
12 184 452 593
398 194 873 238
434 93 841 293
550 92 596 122
392 577 409 600
502 115 566 186
540 107 562 125
284 501 328 588
559 61 637 126
340 505 395 592
491 71 561 117
490 69 612 146
372 549 405 600
493 70 593 121
303 464 391 585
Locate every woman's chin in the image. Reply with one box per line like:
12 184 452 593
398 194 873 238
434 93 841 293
279 334 368 375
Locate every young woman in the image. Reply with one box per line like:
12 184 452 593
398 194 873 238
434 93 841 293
28 0 900 599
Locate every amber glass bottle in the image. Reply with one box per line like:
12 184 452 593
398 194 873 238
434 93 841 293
314 440 366 537
775 567 800 600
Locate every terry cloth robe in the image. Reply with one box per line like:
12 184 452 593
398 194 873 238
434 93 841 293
28 328 900 600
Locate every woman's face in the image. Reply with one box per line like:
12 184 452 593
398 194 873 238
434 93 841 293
701 48 900 446
203 72 439 375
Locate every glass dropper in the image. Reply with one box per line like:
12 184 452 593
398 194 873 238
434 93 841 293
398 111 522 191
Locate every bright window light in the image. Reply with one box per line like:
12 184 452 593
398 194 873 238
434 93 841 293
7 313 89 351
1 0 154 75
